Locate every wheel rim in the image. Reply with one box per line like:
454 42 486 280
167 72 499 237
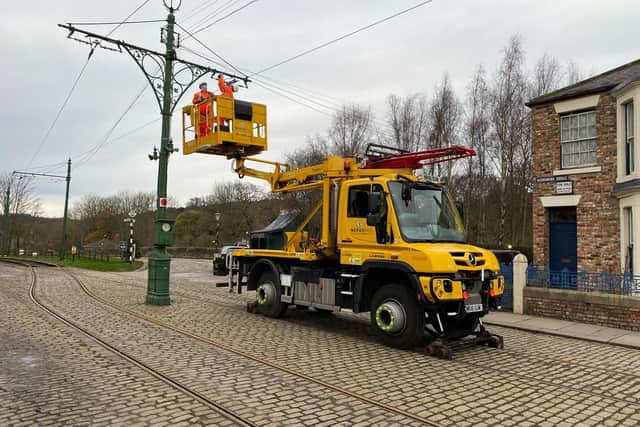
375 299 406 334
256 281 276 305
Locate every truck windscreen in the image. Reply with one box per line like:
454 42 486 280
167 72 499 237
388 181 465 243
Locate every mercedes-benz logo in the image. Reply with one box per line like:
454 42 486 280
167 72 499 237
467 253 477 266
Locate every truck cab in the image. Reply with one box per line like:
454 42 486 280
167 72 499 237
335 176 504 348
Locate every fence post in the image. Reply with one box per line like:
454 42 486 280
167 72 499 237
512 254 528 314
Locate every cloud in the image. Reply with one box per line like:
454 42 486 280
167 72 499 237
3 0 639 216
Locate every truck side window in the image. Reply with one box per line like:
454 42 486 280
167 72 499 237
348 185 371 217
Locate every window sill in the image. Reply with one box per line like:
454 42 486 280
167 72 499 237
617 174 640 184
553 166 601 176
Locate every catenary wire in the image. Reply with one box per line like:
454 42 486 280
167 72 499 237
187 0 242 31
251 0 434 76
188 0 261 37
105 0 153 37
67 19 164 26
181 0 223 23
23 0 153 170
175 22 247 77
180 45 393 138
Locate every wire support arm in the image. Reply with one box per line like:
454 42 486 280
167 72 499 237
58 24 250 112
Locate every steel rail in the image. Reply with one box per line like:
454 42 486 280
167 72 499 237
64 267 443 426
0 259 256 427
68 267 640 409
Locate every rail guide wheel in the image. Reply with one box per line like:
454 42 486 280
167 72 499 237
424 324 504 360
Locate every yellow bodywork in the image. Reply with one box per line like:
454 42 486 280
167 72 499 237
181 97 503 305
182 96 267 157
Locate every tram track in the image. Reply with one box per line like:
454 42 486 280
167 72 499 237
3 259 441 426
64 267 442 426
75 268 640 409
7 258 640 421
66 267 640 411
83 269 640 381
2 259 256 427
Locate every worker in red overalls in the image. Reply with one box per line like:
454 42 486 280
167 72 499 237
192 82 215 137
217 74 234 131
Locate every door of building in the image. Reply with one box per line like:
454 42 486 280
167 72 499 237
549 207 577 287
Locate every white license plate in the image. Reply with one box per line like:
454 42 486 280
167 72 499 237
465 303 483 313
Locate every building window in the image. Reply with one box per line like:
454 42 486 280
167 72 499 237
625 101 634 175
560 110 596 168
624 207 634 273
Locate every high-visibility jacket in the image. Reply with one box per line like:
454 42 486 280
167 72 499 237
193 89 214 113
218 76 234 98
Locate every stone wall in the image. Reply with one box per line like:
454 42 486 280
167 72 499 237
531 94 621 273
140 246 212 259
524 287 640 331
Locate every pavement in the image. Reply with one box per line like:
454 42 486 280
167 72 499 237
3 258 640 426
485 311 640 349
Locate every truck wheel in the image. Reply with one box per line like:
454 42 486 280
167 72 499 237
370 284 424 349
255 271 288 318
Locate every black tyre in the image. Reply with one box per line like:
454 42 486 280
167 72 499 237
370 284 424 349
255 271 288 318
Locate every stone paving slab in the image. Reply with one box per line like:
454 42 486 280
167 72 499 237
73 260 640 425
0 263 236 427
485 311 640 348
7 259 640 426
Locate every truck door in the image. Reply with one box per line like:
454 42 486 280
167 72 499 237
338 183 387 265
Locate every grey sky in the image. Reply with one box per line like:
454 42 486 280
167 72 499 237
2 0 638 216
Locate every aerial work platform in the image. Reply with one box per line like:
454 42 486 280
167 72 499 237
182 95 267 157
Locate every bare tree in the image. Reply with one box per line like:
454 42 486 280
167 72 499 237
428 74 461 179
490 35 531 247
328 104 373 158
565 60 584 86
465 65 492 178
531 52 563 97
0 173 42 253
385 93 429 152
285 134 330 169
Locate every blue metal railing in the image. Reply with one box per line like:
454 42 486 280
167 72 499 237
527 266 640 296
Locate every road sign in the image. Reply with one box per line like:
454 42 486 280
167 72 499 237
555 181 573 194
535 175 570 183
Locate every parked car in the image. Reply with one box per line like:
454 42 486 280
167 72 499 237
213 245 246 276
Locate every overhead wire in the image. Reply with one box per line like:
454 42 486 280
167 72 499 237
187 0 241 31
105 0 153 37
67 19 164 26
188 0 261 37
181 0 223 23
70 0 241 170
73 82 150 169
251 0 434 77
175 22 247 77
23 0 153 170
180 45 393 138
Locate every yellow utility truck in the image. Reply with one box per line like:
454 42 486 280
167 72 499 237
183 95 504 358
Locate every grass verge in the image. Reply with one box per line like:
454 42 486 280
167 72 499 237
6 256 144 272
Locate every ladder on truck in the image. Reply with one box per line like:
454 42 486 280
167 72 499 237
227 253 242 294
363 143 475 170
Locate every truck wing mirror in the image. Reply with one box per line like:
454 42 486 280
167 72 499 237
366 213 381 227
368 191 382 214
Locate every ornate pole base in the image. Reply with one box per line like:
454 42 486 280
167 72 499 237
146 247 171 305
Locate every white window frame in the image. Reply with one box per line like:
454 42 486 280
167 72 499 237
624 101 635 175
559 110 597 169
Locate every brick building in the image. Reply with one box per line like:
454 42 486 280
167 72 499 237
527 59 640 275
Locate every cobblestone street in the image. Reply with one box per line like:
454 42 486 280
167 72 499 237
3 259 640 426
